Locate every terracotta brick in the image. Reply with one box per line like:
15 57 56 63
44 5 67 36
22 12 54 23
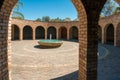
1 0 120 80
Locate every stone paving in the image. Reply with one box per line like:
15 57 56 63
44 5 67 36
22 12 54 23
11 40 79 80
11 40 120 80
98 43 120 80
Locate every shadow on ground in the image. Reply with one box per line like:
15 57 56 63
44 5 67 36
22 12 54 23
51 71 78 80
34 45 61 49
68 39 79 43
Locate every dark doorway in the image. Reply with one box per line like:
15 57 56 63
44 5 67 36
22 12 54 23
11 24 20 40
23 26 33 40
106 24 114 44
47 26 56 39
69 26 78 40
59 27 67 40
36 26 45 39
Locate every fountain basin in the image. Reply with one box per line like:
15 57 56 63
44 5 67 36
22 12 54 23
38 39 63 48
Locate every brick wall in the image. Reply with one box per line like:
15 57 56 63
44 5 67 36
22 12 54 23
11 13 120 47
0 0 18 80
1 0 120 80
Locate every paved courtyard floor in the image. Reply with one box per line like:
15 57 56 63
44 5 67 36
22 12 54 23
11 40 120 80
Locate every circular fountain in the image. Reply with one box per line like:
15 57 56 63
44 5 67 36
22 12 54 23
38 34 63 48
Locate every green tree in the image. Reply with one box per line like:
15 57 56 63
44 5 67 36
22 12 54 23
101 0 118 17
64 17 71 22
35 18 41 21
14 1 24 11
42 16 50 22
51 17 63 22
12 1 24 20
114 6 120 13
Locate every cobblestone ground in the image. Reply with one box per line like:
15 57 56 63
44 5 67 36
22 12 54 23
11 40 79 80
11 40 120 80
98 43 120 80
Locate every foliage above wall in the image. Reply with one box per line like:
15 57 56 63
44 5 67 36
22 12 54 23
12 1 24 20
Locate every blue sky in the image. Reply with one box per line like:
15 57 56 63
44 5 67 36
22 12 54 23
19 0 78 20
18 0 119 20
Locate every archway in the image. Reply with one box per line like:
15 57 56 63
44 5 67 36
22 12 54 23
36 26 45 39
11 24 20 40
69 26 78 40
0 0 108 80
98 25 102 42
47 26 56 39
59 27 67 40
23 26 33 40
106 24 114 44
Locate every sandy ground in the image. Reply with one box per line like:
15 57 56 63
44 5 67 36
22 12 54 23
11 40 120 80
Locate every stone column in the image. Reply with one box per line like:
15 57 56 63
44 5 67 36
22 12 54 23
102 27 105 44
116 25 120 46
67 28 70 40
20 28 23 41
45 28 47 39
78 21 98 80
11 26 14 40
0 0 18 80
56 28 59 39
72 1 106 80
33 28 35 40
114 27 117 46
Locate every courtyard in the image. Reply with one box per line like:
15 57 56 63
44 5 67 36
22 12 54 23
1 0 120 80
11 40 120 80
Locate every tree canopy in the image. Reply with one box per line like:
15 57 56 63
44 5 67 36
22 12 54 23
35 16 74 22
101 0 119 17
114 6 120 14
12 1 24 20
12 0 120 21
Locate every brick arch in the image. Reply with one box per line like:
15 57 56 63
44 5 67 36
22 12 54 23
69 26 78 40
11 24 20 29
23 25 33 40
105 23 114 44
0 0 111 80
35 26 45 39
11 24 20 40
73 0 107 79
0 0 18 80
59 26 67 40
47 26 56 39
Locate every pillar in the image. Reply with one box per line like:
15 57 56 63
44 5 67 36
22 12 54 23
12 26 14 40
67 28 70 40
45 29 47 39
20 28 23 41
102 27 105 44
33 28 35 40
78 20 98 80
56 28 59 39
0 0 18 80
72 1 107 79
114 27 117 46
116 25 120 46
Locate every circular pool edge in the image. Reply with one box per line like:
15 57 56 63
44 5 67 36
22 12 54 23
38 39 63 48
